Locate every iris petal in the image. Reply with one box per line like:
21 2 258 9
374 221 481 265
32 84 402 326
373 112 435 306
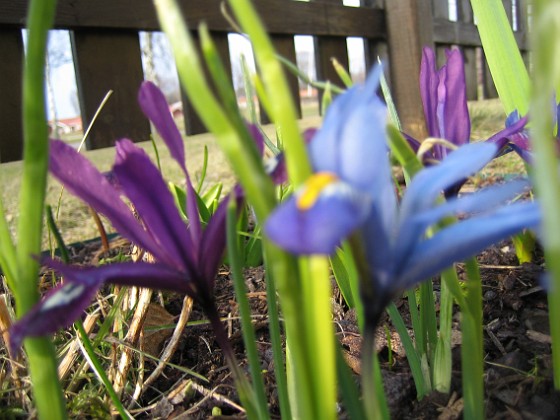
138 81 186 173
265 179 372 255
400 142 497 219
399 202 540 288
420 47 440 138
114 140 196 271
49 140 169 265
440 49 470 147
396 179 531 265
137 82 202 248
10 259 189 352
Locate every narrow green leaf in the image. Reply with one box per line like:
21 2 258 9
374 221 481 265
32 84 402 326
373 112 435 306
227 197 270 420
378 59 402 131
529 0 560 389
461 258 485 420
330 250 356 308
470 0 530 115
228 0 312 187
512 231 536 264
331 58 353 88
196 145 209 194
432 268 455 393
386 124 423 183
321 82 333 115
387 303 429 398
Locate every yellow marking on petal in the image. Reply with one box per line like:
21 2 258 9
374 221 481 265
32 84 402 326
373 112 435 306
296 172 339 210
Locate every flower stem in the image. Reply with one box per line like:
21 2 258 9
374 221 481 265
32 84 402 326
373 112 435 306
461 259 484 420
361 328 389 420
15 0 67 418
226 199 270 420
529 0 560 389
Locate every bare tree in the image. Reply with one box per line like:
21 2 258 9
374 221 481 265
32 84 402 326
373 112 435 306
46 30 73 138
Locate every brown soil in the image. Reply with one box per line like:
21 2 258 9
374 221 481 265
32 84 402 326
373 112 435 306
20 229 557 420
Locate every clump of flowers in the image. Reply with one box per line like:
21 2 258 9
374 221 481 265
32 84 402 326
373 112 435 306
265 65 540 332
405 47 529 196
10 82 240 361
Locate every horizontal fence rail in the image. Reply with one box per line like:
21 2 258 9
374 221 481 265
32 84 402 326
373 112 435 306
0 0 528 162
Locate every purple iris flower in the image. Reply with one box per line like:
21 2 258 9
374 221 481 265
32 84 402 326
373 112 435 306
10 82 238 351
264 66 540 327
503 104 560 163
406 48 528 196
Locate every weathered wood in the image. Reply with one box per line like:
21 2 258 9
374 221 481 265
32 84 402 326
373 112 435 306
71 29 150 149
360 0 386 73
432 0 449 19
0 29 23 162
482 51 498 99
260 34 301 125
462 48 478 100
457 1 477 101
312 0 349 111
385 0 433 139
181 31 232 136
0 0 386 39
457 0 473 22
503 0 513 25
315 35 349 107
432 19 529 51
516 0 530 32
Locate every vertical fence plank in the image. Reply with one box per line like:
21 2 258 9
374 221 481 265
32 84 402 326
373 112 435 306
182 31 232 136
482 51 498 99
516 0 531 68
458 0 478 100
432 0 449 19
0 29 23 162
313 0 349 111
360 0 387 81
432 0 449 72
462 48 478 100
71 30 149 149
503 0 513 24
385 0 433 139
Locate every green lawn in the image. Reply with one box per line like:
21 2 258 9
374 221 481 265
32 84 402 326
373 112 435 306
1 116 321 248
1 99 523 249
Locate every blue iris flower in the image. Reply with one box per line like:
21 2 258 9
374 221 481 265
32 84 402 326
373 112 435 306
264 66 540 326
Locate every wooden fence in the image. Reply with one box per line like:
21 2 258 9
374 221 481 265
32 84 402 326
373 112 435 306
0 0 529 162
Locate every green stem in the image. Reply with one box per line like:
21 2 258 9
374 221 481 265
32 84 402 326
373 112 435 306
433 269 455 393
15 0 67 418
336 344 366 420
298 256 337 420
387 303 429 398
419 280 438 363
529 1 560 389
226 200 270 420
263 243 315 420
361 329 389 420
75 321 132 419
228 0 312 187
0 195 17 286
461 259 484 420
262 253 291 418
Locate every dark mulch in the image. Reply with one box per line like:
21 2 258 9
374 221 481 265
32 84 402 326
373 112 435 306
109 237 558 419
3 228 559 419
